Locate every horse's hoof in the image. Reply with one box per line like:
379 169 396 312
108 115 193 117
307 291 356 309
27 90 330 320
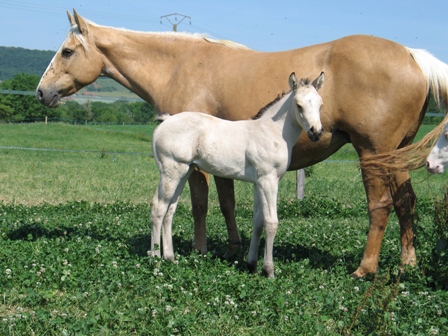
247 262 257 274
224 242 243 260
351 266 375 279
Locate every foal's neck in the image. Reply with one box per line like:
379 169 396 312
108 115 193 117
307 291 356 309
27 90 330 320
262 93 303 145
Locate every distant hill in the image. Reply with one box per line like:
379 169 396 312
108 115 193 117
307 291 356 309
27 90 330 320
0 46 55 80
0 46 136 98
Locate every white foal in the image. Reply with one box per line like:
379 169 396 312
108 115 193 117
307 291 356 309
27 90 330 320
150 72 325 277
426 123 448 174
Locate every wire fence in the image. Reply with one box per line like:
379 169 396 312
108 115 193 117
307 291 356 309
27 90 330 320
0 145 152 157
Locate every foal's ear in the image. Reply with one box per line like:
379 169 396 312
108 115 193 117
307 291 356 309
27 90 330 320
67 11 76 27
73 9 89 35
312 71 325 91
289 72 299 91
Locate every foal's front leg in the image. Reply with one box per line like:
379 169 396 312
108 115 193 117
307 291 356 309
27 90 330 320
247 179 279 278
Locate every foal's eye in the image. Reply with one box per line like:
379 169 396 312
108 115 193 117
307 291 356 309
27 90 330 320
296 104 303 112
62 48 74 58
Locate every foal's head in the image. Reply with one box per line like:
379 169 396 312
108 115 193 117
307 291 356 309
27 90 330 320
289 72 325 142
426 123 448 174
36 10 104 107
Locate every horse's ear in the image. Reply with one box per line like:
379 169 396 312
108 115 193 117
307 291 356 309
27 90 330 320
289 72 299 91
73 9 89 35
312 71 325 91
67 11 76 27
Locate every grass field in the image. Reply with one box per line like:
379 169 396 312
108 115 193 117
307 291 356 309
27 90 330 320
0 123 447 335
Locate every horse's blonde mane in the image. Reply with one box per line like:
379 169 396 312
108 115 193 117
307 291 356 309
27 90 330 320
203 37 250 50
70 17 250 51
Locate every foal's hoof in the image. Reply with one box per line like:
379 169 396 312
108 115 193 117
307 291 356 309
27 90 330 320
262 266 275 278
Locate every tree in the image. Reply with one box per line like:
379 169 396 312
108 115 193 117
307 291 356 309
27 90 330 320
0 73 59 122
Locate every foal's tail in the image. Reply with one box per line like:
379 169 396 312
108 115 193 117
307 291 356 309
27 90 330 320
154 113 171 124
360 47 448 175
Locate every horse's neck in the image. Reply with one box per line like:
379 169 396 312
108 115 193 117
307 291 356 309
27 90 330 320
263 94 303 145
93 26 199 106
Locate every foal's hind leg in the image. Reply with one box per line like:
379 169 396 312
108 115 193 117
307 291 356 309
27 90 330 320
151 165 192 260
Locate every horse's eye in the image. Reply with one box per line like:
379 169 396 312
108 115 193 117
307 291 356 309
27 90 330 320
296 104 303 112
445 131 448 140
62 48 74 58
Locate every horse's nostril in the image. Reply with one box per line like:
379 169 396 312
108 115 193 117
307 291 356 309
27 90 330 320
37 90 43 99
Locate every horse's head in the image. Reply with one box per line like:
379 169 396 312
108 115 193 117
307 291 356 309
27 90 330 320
36 10 104 107
426 123 448 174
289 71 325 142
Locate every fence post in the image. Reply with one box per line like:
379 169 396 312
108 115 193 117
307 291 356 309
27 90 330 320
45 116 47 125
296 169 305 199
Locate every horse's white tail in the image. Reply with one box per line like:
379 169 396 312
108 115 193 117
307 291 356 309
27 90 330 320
361 48 448 173
155 113 171 123
408 47 448 111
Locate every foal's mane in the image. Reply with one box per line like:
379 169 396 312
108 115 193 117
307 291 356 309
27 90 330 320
252 77 312 120
252 91 291 120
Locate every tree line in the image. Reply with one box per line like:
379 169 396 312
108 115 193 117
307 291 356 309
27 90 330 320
0 72 444 125
0 73 157 124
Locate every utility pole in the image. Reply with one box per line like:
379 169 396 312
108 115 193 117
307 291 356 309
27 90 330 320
160 13 191 32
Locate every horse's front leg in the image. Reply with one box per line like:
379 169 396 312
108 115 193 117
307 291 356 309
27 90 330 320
352 170 393 278
214 176 242 258
390 172 417 268
188 169 210 254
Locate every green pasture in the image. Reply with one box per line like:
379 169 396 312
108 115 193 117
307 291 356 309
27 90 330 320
0 123 447 335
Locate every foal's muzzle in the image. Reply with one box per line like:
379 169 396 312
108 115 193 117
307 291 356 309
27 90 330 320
307 126 324 142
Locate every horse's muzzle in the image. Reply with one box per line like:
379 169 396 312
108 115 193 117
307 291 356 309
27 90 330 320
36 88 61 107
307 126 324 142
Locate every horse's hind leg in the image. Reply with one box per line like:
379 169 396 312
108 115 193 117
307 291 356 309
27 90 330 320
214 177 242 258
352 171 393 278
390 171 417 268
188 169 209 254
247 186 264 274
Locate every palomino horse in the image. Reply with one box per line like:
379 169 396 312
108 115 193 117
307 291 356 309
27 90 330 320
426 123 448 174
37 10 448 278
151 73 324 278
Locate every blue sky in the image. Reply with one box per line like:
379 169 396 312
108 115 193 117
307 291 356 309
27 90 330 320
1 0 448 62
